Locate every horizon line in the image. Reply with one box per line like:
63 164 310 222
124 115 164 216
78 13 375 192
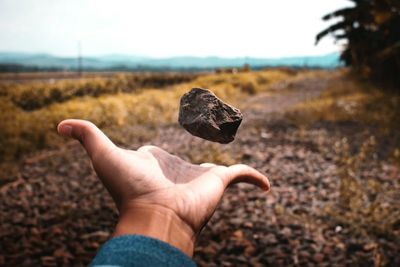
0 51 340 60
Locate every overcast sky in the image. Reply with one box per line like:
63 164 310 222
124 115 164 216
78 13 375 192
0 0 351 58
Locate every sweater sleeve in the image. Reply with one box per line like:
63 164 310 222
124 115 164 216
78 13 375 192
89 235 197 267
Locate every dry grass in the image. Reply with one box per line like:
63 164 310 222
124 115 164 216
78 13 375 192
287 72 400 135
0 72 196 110
325 136 400 237
287 71 400 163
286 71 400 262
0 69 295 162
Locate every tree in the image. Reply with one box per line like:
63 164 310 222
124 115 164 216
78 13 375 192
316 0 400 89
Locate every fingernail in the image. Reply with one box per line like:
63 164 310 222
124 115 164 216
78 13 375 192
59 124 72 137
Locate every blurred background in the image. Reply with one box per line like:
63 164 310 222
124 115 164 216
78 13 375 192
0 0 399 266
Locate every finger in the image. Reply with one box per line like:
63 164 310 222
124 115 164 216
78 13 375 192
57 119 116 159
200 163 217 168
223 164 270 191
137 145 161 153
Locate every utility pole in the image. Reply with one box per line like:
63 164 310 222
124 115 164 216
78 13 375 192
78 41 82 77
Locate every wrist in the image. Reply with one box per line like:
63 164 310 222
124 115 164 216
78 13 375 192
113 202 196 257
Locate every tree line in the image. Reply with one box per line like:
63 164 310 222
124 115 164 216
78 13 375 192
317 0 400 89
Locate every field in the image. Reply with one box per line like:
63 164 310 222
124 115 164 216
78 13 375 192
0 69 399 266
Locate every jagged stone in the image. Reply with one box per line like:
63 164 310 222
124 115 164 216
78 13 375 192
178 88 243 143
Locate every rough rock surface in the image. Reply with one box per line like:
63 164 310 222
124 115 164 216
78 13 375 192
178 88 243 143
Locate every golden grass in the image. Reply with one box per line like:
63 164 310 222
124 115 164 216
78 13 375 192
0 73 198 110
0 69 295 161
287 72 400 136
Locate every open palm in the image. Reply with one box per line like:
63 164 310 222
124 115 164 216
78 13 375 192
57 119 270 254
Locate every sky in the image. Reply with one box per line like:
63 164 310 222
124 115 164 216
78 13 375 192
0 0 351 58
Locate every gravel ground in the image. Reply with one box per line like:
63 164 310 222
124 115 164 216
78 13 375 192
1 73 399 266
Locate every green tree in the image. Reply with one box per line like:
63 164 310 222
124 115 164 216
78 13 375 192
316 0 400 89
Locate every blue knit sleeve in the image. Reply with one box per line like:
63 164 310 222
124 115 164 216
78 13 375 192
89 235 197 267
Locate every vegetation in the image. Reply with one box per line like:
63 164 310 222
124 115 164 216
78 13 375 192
329 136 400 237
1 69 399 265
303 4 400 244
287 70 400 137
0 69 295 163
287 72 400 265
0 72 197 110
316 0 400 88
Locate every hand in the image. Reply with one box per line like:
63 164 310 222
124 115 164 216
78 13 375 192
57 119 270 256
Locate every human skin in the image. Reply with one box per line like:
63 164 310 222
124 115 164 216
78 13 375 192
57 119 270 257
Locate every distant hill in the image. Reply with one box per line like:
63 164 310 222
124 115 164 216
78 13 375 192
0 52 341 71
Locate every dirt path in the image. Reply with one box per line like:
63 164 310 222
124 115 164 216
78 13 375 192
242 72 331 121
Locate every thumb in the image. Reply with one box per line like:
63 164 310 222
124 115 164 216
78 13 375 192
57 119 116 159
223 164 270 191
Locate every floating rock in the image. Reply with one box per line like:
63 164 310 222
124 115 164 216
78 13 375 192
178 88 243 143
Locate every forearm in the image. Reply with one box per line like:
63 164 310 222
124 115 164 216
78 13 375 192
113 203 196 257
